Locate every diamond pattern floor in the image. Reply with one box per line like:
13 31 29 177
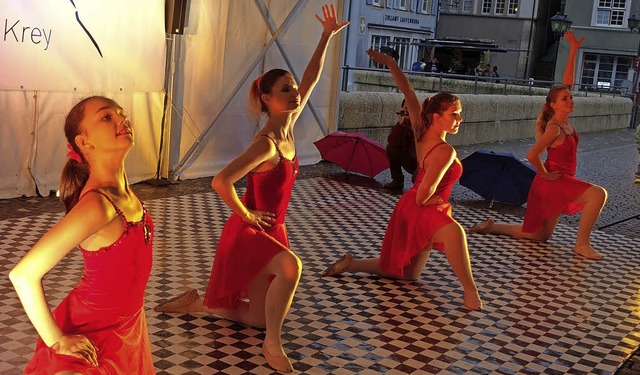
1 177 639 374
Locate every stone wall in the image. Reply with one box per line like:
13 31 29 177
337 91 632 146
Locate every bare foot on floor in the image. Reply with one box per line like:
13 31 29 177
466 218 494 234
154 289 200 313
574 244 603 260
322 253 353 276
262 343 293 373
464 291 484 311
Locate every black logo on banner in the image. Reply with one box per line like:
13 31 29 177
70 0 102 57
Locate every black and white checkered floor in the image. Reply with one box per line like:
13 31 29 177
1 177 639 374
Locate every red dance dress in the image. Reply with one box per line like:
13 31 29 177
204 135 299 309
380 142 462 277
23 190 155 375
523 129 592 233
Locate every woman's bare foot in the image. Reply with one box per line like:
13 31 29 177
322 253 353 276
574 244 603 260
466 218 494 234
154 289 200 313
262 343 293 373
463 291 483 311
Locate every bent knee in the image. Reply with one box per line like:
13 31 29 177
274 251 302 281
593 185 608 202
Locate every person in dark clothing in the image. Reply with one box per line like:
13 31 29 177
384 99 417 189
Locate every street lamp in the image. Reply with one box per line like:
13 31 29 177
549 13 573 84
627 14 640 129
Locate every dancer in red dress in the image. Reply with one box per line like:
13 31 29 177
323 50 483 311
10 96 155 374
154 4 348 373
468 31 607 260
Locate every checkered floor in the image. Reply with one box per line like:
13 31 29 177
1 177 639 374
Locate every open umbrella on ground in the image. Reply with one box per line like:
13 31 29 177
459 150 536 207
313 131 389 178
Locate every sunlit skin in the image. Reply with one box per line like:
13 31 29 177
153 4 349 373
9 97 144 368
468 30 607 261
322 49 483 312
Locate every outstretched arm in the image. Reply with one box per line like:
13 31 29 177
294 4 349 124
366 49 421 129
561 30 585 88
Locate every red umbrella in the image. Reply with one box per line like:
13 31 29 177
313 131 389 177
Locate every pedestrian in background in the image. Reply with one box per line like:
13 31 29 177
384 99 417 189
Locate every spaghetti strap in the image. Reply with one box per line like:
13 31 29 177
420 141 448 169
259 134 284 158
79 189 126 222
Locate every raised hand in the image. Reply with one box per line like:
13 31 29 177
52 334 99 367
366 49 396 66
563 30 585 49
315 4 349 37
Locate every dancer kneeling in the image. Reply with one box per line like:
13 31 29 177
467 31 606 261
154 4 348 373
323 49 483 311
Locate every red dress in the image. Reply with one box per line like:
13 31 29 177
380 142 462 277
23 190 155 375
204 135 299 309
523 129 592 233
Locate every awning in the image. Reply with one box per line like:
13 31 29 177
410 39 509 53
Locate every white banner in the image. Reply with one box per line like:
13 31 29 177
0 0 166 92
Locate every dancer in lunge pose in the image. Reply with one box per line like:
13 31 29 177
323 49 483 311
154 4 348 373
467 31 607 260
10 96 155 374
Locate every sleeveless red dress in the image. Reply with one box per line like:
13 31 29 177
380 142 462 277
204 135 299 309
24 190 155 374
523 129 592 233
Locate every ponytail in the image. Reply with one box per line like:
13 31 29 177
536 84 569 136
416 93 459 142
248 76 264 122
247 68 291 121
58 96 117 213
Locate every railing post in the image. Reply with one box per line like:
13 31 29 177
341 65 350 92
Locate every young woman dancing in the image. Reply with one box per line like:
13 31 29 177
468 31 607 261
154 4 348 373
10 96 155 374
323 49 483 311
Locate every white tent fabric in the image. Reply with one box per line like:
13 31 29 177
169 0 342 180
0 0 343 199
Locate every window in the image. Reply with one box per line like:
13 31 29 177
462 0 474 12
421 0 432 14
596 0 627 26
507 0 518 14
370 35 391 69
398 0 408 10
394 37 411 70
495 0 505 14
372 0 382 6
481 0 492 14
581 53 633 92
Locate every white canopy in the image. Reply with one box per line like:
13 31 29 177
0 0 343 198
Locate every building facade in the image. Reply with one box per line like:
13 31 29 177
437 0 557 80
557 0 640 95
341 0 438 90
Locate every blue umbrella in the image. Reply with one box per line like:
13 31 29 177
459 150 536 207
